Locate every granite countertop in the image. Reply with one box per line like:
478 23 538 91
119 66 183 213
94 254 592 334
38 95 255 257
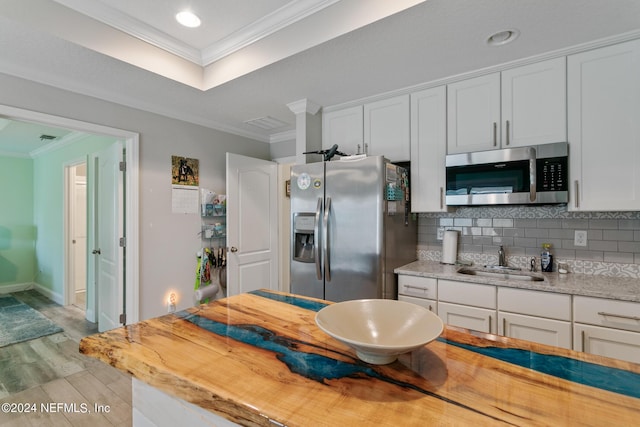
395 260 640 303
80 290 640 426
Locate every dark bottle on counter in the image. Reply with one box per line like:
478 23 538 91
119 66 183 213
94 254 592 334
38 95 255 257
541 243 553 272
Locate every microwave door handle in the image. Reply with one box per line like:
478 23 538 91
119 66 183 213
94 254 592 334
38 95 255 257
314 197 322 280
529 147 537 202
323 197 332 282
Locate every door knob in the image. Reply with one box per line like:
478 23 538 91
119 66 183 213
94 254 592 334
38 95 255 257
230 247 238 253
92 249 101 255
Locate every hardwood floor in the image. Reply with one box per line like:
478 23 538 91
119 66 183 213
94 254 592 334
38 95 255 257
0 290 132 426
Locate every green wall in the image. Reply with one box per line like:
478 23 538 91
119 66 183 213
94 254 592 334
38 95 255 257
0 156 35 286
32 135 116 297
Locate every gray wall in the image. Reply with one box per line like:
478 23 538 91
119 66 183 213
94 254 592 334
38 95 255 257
0 73 270 319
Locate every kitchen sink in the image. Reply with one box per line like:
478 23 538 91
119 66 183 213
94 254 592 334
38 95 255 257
457 267 545 282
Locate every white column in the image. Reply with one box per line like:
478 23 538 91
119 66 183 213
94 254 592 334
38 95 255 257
287 98 322 164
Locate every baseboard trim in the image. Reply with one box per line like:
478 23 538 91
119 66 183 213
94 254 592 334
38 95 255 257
0 282 35 294
34 283 64 305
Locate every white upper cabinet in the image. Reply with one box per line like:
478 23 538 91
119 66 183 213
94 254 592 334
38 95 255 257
502 57 567 147
364 94 410 162
322 105 363 155
447 73 501 154
447 58 567 154
410 86 447 212
568 39 640 211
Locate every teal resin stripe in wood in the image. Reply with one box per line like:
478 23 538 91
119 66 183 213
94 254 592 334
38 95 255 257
439 338 640 399
250 289 328 311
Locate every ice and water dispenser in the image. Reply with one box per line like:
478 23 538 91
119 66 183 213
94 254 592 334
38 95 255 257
293 213 316 263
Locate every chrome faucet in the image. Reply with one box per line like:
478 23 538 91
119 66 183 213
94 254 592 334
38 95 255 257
498 245 506 267
530 257 537 272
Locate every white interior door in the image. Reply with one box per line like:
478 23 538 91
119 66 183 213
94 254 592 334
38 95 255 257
96 142 124 332
73 167 87 307
226 153 278 296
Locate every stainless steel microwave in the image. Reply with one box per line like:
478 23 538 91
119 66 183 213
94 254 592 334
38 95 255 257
445 142 568 206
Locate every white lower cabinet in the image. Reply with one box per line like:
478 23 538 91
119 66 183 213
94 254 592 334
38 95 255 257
396 274 640 362
438 302 496 334
498 287 572 349
573 296 640 364
438 280 497 334
499 312 572 349
574 324 640 364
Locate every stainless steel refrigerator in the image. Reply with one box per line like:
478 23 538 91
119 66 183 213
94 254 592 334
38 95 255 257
290 155 416 302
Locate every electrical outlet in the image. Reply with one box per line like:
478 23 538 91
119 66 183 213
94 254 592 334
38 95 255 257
437 227 445 241
574 230 588 247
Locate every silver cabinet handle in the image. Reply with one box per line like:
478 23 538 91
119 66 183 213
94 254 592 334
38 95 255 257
574 180 580 208
323 197 332 282
503 318 507 335
404 285 431 292
505 120 510 145
528 146 537 202
314 198 322 280
489 315 492 334
230 247 238 252
597 311 640 321
581 330 586 352
440 187 444 209
493 122 497 146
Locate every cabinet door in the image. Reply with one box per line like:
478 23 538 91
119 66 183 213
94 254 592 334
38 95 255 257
398 295 437 314
438 279 496 309
322 105 363 155
568 39 640 211
364 95 410 161
398 275 437 300
502 57 567 148
574 323 640 364
410 86 447 212
438 302 496 334
498 287 571 321
447 73 501 154
499 312 572 349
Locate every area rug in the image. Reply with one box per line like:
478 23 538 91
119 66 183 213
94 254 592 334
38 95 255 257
0 295 63 347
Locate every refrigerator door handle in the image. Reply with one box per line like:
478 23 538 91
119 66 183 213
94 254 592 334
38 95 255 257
323 197 332 282
314 197 322 280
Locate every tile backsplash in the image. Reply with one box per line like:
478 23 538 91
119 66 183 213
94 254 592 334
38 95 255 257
417 205 640 278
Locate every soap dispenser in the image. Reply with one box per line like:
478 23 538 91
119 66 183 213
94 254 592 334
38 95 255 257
541 243 553 272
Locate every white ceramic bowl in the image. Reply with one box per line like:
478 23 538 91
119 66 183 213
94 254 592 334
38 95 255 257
315 299 444 365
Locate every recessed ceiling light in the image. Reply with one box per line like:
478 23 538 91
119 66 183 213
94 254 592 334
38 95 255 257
176 11 201 28
487 29 520 46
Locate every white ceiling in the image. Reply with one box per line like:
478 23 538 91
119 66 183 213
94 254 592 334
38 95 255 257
1 0 640 154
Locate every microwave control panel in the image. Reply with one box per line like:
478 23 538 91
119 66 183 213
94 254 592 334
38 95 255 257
537 157 568 192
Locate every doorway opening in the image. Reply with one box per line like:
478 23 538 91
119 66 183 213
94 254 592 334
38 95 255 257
65 162 87 311
1 103 140 329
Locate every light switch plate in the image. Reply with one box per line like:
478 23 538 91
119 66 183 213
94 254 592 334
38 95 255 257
574 230 587 247
437 227 445 241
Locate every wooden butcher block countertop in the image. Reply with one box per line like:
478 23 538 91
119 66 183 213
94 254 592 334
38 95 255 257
79 290 640 426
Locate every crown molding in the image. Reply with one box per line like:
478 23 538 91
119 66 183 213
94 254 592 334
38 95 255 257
201 0 340 66
0 149 30 158
53 0 341 67
287 98 321 115
269 129 296 144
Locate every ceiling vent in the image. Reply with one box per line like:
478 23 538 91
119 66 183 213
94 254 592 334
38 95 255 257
244 116 290 131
